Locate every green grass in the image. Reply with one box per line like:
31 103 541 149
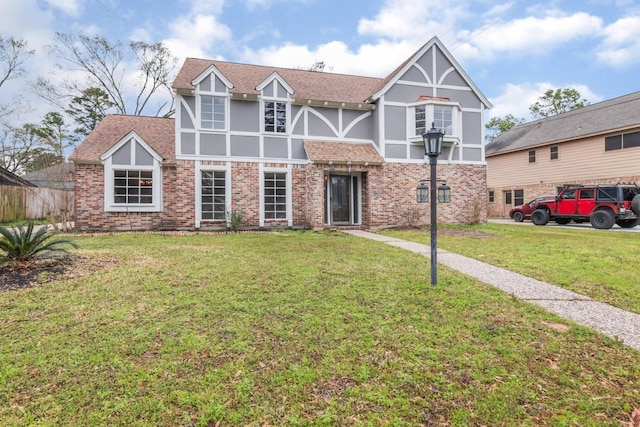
380 223 640 315
1 230 639 426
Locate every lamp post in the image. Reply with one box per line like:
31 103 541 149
423 123 445 286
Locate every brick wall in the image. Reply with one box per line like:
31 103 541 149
74 160 487 231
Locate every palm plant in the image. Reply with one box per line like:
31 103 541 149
0 221 78 265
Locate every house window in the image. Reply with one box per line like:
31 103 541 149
101 134 162 213
264 172 287 219
264 101 287 133
113 170 153 204
550 146 559 160
514 189 524 206
201 171 226 220
414 104 455 136
605 131 640 151
504 191 512 205
528 150 536 163
434 106 453 135
415 106 426 136
488 191 494 203
201 95 225 130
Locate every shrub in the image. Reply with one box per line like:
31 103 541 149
0 221 78 265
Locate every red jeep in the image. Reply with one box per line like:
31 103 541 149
531 184 640 229
509 196 555 222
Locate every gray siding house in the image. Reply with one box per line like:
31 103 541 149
72 36 492 230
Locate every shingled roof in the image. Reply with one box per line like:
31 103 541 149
0 167 36 187
173 58 382 106
70 115 175 164
486 91 640 156
304 141 384 165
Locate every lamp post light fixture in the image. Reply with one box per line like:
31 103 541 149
423 123 445 286
416 180 429 203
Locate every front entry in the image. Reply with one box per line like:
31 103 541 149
325 174 361 226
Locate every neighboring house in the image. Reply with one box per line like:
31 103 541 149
0 167 36 187
71 36 492 231
23 162 74 190
485 91 640 218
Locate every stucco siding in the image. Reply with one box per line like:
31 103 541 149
230 100 259 132
201 133 227 156
384 105 406 140
462 111 482 146
230 135 259 157
264 137 288 159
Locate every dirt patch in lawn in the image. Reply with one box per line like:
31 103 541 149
0 256 119 292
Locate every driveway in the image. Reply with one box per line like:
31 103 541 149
488 218 640 232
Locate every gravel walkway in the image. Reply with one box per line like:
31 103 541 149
345 230 640 351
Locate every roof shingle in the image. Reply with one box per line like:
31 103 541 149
304 140 384 165
173 58 383 105
70 115 175 163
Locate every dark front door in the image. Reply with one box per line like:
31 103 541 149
331 175 351 224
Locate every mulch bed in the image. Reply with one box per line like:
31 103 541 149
0 256 118 292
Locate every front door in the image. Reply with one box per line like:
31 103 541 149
325 174 361 225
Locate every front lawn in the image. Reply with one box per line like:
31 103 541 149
381 223 640 315
1 231 638 426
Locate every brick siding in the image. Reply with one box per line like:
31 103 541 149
74 161 487 231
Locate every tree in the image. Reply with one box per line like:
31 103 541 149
529 88 589 118
37 33 177 117
65 87 114 136
30 112 77 160
0 35 34 120
485 114 526 142
0 124 42 174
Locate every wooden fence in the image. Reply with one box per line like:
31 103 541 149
0 185 74 223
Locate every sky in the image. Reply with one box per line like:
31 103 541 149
2 0 640 126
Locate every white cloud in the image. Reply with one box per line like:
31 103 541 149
357 0 466 45
45 0 82 17
597 16 640 66
163 13 232 61
454 12 602 61
240 39 418 77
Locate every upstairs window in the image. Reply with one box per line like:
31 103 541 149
434 106 453 135
605 131 640 151
201 95 226 130
550 145 559 160
414 104 455 136
528 150 536 163
264 101 287 133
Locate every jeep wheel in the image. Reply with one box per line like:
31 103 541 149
632 194 640 216
512 211 524 222
616 218 639 228
590 209 615 229
531 209 549 226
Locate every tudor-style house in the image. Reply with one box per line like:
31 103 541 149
71 36 492 231
486 91 640 218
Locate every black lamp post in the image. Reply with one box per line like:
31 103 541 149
423 123 445 286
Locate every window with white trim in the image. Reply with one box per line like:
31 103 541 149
101 134 162 212
201 170 226 220
264 172 287 219
114 170 153 204
264 101 287 133
201 95 226 130
414 104 455 136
